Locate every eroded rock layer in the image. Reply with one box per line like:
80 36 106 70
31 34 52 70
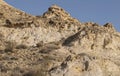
0 1 120 76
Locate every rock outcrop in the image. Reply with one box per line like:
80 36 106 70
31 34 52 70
0 1 120 76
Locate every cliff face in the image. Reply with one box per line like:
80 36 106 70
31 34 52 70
0 1 120 76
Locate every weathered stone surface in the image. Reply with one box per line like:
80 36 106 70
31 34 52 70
0 1 120 76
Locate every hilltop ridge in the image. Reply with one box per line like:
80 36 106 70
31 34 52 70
0 1 120 76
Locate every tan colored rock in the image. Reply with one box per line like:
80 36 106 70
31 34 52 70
0 1 120 76
43 4 70 19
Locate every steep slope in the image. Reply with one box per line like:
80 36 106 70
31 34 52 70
0 1 120 76
0 0 35 26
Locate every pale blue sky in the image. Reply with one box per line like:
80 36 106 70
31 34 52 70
5 0 120 32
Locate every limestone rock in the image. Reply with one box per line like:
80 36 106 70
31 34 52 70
40 4 81 29
0 1 120 76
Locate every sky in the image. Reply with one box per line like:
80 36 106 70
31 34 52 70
4 0 120 32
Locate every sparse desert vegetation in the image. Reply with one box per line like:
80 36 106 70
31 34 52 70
0 0 120 76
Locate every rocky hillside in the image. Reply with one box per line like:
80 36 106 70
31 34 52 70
0 0 120 76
